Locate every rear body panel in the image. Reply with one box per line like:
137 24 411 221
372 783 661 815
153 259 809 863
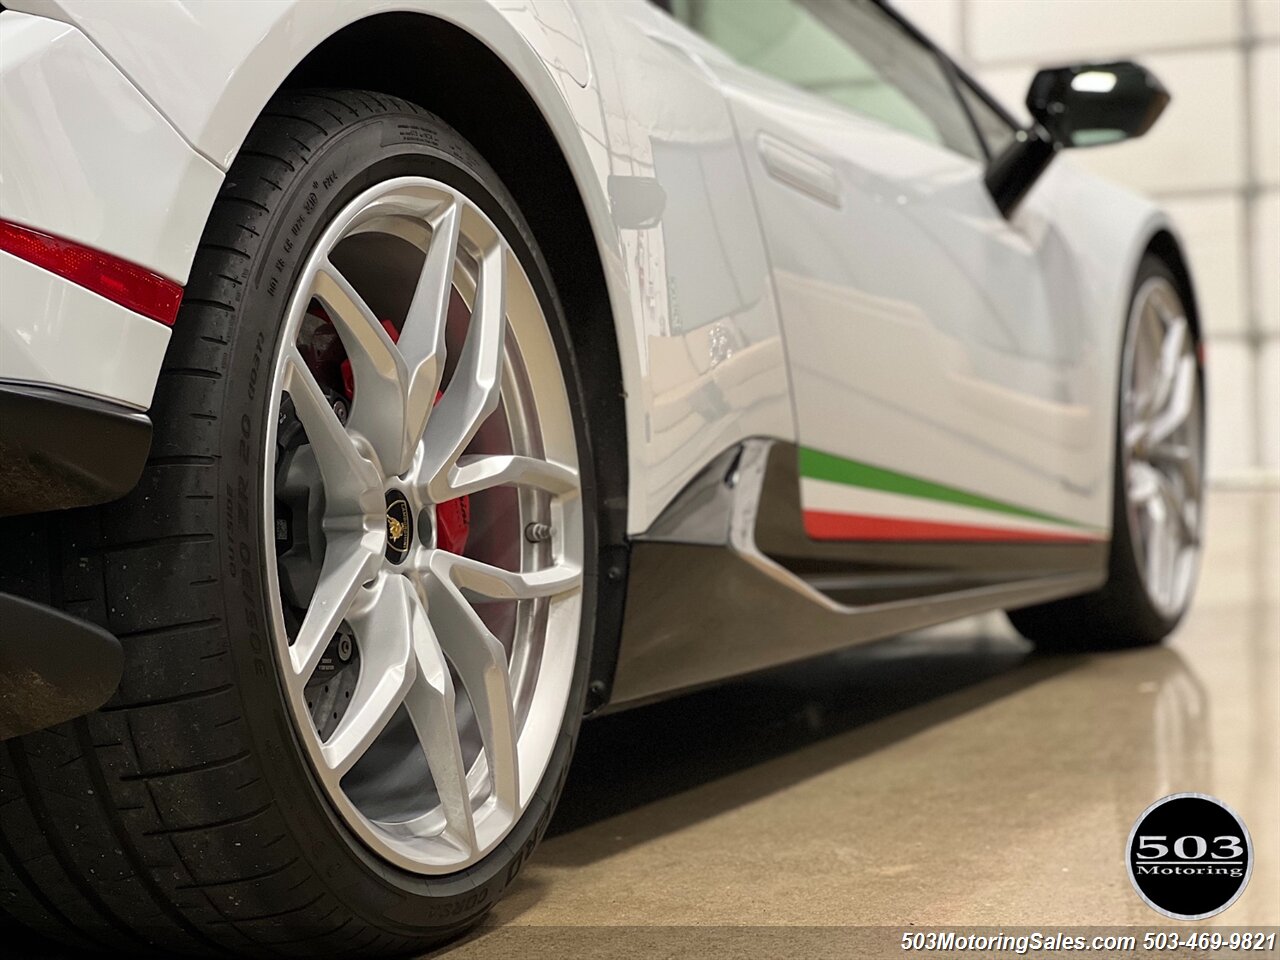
0 11 220 408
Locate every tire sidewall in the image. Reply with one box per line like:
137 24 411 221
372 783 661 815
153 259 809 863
214 104 597 930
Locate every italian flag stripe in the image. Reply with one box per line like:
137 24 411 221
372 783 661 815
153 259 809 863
799 449 1106 543
803 510 1103 543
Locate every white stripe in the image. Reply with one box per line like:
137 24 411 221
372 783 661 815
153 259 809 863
800 477 1099 537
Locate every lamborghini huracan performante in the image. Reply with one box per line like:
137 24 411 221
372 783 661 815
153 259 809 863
0 0 1204 954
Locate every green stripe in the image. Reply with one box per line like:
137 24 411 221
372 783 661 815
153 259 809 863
798 448 1088 530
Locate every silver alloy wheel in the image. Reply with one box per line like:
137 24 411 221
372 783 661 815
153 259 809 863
1121 275 1204 620
262 177 583 875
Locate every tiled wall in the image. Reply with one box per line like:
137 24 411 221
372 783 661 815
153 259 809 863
896 0 1280 481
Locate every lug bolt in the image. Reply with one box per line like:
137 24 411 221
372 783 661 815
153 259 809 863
524 522 552 543
332 398 349 424
337 633 354 662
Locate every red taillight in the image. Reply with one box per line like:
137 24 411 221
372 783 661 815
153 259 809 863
0 219 183 326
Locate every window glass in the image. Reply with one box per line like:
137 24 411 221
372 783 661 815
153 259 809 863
669 0 982 160
957 78 1018 159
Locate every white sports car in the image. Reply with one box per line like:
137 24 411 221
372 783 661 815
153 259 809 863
0 0 1203 953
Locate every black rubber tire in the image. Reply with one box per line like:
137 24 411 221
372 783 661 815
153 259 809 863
1007 254 1203 651
0 90 605 957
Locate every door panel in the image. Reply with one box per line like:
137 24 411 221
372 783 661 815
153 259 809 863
660 0 1109 544
756 133 842 207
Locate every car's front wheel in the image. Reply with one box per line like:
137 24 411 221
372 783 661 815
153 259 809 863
1008 253 1205 650
0 90 599 956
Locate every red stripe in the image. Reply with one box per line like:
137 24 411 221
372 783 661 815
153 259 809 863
802 510 1103 543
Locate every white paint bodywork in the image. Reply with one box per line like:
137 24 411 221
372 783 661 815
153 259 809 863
0 12 220 406
644 12 1170 530
0 251 171 408
0 0 1179 533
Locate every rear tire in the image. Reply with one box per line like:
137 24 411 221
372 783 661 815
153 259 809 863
1008 254 1204 651
0 90 603 957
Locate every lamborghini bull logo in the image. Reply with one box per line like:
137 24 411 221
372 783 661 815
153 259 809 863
383 493 413 564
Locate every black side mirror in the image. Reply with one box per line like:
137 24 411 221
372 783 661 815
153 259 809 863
985 60 1170 217
1028 62 1170 148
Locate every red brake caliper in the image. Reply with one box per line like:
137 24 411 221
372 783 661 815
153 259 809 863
331 313 472 555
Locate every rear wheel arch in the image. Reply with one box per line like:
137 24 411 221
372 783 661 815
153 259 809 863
235 11 632 709
0 90 622 956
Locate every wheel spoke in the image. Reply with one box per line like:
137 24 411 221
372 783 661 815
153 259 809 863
267 176 588 875
320 576 415 777
1124 420 1147 454
289 535 381 682
1150 311 1188 412
1147 355 1196 446
1151 441 1201 498
1150 442 1191 464
1155 469 1198 546
1128 460 1162 504
423 569 520 815
399 202 462 470
282 349 381 511
427 548 582 601
311 260 410 473
432 454 579 501
420 239 507 486
402 588 478 854
1144 497 1177 607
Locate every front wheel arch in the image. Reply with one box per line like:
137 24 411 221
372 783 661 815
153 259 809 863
1143 229 1203 347
1008 250 1206 649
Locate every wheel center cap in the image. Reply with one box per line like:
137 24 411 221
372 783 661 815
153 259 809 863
384 490 414 564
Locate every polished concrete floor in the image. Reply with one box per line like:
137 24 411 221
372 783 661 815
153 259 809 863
445 490 1279 954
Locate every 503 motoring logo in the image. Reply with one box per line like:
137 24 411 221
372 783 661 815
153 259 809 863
1127 793 1254 920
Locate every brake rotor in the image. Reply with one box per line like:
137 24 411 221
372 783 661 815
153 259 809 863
304 624 360 742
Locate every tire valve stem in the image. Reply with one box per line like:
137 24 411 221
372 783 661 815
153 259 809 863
524 522 552 543
332 398 349 425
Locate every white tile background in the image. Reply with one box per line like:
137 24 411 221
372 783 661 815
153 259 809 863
895 0 1280 481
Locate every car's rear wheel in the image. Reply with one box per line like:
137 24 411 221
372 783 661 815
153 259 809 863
1008 254 1204 650
0 90 599 956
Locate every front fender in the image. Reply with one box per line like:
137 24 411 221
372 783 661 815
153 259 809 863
1020 157 1190 522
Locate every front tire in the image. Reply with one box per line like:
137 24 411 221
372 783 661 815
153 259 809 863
0 90 600 956
1008 254 1205 651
